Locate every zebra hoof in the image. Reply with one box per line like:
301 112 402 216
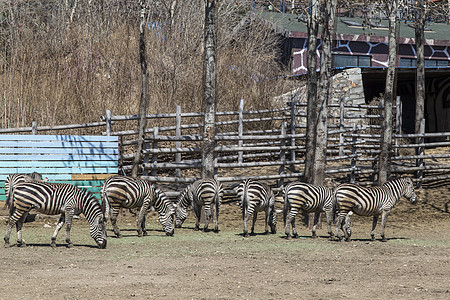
243 232 249 238
17 242 27 247
67 243 74 248
344 237 351 242
143 231 148 236
381 237 387 242
51 242 57 248
311 234 317 239
292 233 299 239
4 243 10 248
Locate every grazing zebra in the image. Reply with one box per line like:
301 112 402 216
335 177 417 242
4 172 45 210
237 179 277 237
101 175 175 237
4 181 107 248
283 181 335 239
174 178 223 232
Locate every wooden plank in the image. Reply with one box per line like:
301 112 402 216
0 174 72 181
0 194 6 201
0 154 119 161
0 167 118 174
72 174 115 180
51 180 106 187
0 161 118 168
0 135 118 142
0 148 118 155
0 141 117 148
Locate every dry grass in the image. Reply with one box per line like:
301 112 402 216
0 1 295 132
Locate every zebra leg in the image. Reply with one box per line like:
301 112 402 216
203 207 212 232
343 212 352 242
193 202 201 231
371 214 379 241
336 214 345 241
252 211 259 235
110 207 122 238
64 210 75 248
311 212 320 238
380 210 391 242
16 211 29 247
325 208 335 239
51 215 66 248
243 209 249 237
291 212 298 238
213 199 219 233
137 205 149 237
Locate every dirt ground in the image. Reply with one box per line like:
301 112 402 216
1 183 449 300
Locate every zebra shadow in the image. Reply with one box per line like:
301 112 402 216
106 228 168 238
333 237 411 242
7 243 100 249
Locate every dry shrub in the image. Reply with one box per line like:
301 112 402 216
0 0 293 133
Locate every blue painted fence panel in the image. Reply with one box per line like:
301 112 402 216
0 135 119 200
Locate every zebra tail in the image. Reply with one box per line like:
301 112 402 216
100 186 111 222
4 184 14 210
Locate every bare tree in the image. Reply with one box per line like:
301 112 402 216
414 0 425 134
304 0 320 183
132 0 149 178
202 0 217 179
378 0 399 185
312 0 337 186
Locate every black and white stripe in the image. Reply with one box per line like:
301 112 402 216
101 175 175 237
283 181 335 239
335 177 417 242
237 179 277 237
4 172 44 210
174 178 223 232
4 181 107 248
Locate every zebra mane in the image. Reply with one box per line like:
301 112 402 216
175 184 191 209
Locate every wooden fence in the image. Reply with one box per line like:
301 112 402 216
0 135 118 201
1 97 449 199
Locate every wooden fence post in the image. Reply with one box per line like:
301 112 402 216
339 97 345 156
290 96 296 172
350 123 357 184
416 118 425 189
106 110 112 136
238 99 244 164
395 96 402 156
176 105 182 177
32 121 37 135
278 122 286 188
151 127 159 176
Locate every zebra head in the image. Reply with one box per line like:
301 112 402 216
402 177 417 204
90 215 107 249
154 188 175 236
174 186 190 228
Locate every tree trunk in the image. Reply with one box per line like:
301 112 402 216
378 0 398 185
132 0 149 178
312 0 337 187
415 0 425 135
304 0 320 183
202 0 216 179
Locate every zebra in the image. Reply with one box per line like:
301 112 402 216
283 181 336 239
4 172 45 211
237 179 277 237
174 178 223 232
4 181 107 249
101 175 175 237
334 177 417 242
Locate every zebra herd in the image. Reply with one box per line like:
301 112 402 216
3 173 417 248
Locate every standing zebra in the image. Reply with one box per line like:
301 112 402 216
283 181 335 239
101 175 175 237
237 179 277 237
335 177 417 242
174 178 223 232
4 181 107 248
4 172 44 210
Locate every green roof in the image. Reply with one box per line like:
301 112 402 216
258 11 450 44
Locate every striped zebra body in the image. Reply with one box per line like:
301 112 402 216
283 181 335 239
4 172 44 210
335 177 417 242
175 178 223 232
4 181 107 248
101 175 175 237
237 179 277 237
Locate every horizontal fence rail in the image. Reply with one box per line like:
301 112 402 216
1 97 449 199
